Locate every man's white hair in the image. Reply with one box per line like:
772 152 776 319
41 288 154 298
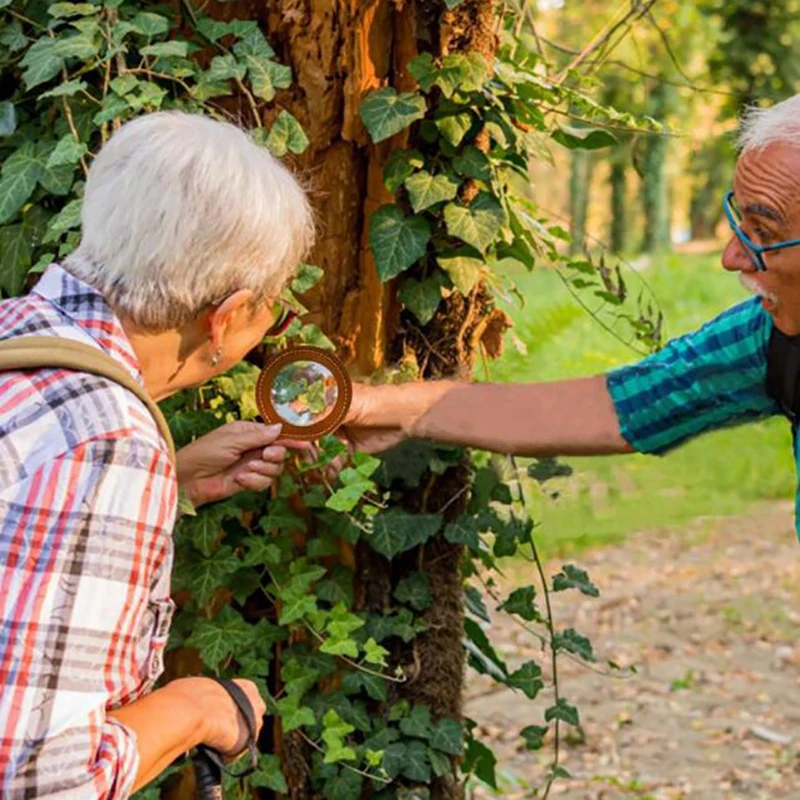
738 93 800 153
64 111 315 331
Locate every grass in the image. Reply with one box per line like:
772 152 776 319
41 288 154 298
487 250 796 558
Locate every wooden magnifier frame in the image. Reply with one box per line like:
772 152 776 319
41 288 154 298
255 346 352 440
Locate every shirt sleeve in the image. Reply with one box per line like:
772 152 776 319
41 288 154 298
606 297 781 455
0 436 176 799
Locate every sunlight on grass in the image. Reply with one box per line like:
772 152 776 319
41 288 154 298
489 250 796 557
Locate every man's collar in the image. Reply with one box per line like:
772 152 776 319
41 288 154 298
32 264 143 383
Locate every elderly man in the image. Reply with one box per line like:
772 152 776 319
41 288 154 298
0 112 314 797
347 94 800 536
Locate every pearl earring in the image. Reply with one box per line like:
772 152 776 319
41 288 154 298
211 347 222 367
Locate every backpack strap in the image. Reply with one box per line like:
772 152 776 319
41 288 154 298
0 336 176 465
766 325 800 432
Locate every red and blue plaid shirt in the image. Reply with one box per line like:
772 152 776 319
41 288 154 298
0 265 177 798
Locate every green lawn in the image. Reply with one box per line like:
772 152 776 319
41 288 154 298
488 251 796 557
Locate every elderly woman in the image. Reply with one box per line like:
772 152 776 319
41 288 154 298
0 112 314 797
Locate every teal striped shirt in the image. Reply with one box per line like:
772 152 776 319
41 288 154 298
606 298 798 536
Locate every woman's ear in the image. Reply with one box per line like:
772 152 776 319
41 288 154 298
207 289 256 349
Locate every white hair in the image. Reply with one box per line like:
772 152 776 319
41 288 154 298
64 111 315 331
738 94 800 153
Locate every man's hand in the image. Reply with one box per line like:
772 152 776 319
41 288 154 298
176 420 312 507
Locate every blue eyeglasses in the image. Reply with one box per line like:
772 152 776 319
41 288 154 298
723 190 800 272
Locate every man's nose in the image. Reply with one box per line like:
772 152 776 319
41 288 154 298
722 234 756 273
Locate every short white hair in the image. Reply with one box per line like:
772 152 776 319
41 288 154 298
64 111 315 331
738 93 800 153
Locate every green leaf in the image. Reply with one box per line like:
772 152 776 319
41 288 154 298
0 225 32 295
444 515 480 551
443 193 504 252
435 112 472 146
429 748 452 778
382 742 407 779
316 565 354 606
464 617 507 678
520 724 548 750
545 698 580 727
291 262 323 294
464 586 490 622
369 509 442 559
463 737 497 788
341 671 387 702
399 704 433 739
325 480 373 512
430 718 464 756
552 564 599 597
383 148 424 192
182 504 234 557
451 146 491 180
553 627 595 662
437 52 489 96
498 585 541 622
39 79 89 99
279 591 317 625
48 2 98 18
321 709 357 763
41 199 81 245
322 770 362 800
240 536 281 567
320 635 359 658
362 636 389 665
0 21 27 53
259 498 307 535
277 695 316 732
404 170 460 213
182 546 240 606
266 110 309 157
204 54 246 83
250 754 288 793
552 125 617 150
0 102 16 137
46 135 87 169
232 28 275 60
507 660 543 699
0 144 41 225
245 55 292 102
131 11 170 36
402 740 431 782
394 572 432 611
369 205 430 282
92 94 129 125
359 87 426 144
398 273 443 325
185 606 253 670
408 53 439 92
437 253 482 294
140 41 188 58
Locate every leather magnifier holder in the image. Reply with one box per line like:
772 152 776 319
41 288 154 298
255 346 352 440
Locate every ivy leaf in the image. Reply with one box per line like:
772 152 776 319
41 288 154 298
232 28 275 60
402 740 431 782
325 480 373 512
250 754 288 793
463 737 497 788
277 694 316 732
322 770 362 800
408 53 439 92
183 546 240 607
399 704 433 739
383 148 425 192
186 606 254 670
382 742 407 778
204 54 246 83
0 102 16 137
369 509 442 559
394 572 432 611
362 637 389 665
444 193 504 252
359 87 426 143
131 11 170 36
0 225 32 295
444 515 481 551
429 748 452 778
21 35 98 90
520 724 548 750
42 199 82 245
553 627 595 662
452 146 491 181
341 670 387 701
403 170 460 213
290 262 323 294
369 205 430 282
259 498 307 535
552 124 617 150
240 535 281 568
245 55 292 102
0 144 41 225
552 564 599 597
498 585 541 622
464 586 490 622
430 718 464 755
464 617 508 679
140 41 188 58
435 112 473 146
507 660 544 699
437 53 489 97
437 253 482 294
182 503 237 557
321 709 357 763
316 564 354 606
266 110 309 157
0 21 27 53
398 273 443 325
545 698 580 727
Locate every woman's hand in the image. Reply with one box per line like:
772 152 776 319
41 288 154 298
176 420 313 507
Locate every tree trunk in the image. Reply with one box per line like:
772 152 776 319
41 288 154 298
608 146 627 254
568 150 593 255
167 2 501 798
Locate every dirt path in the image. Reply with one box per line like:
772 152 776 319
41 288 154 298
464 500 800 799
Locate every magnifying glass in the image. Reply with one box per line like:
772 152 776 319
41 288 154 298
255 346 352 440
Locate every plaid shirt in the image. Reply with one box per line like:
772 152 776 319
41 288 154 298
606 298 797 530
0 265 177 798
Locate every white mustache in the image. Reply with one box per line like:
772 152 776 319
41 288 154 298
739 274 777 304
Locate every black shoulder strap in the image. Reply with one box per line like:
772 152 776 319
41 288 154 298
766 325 800 429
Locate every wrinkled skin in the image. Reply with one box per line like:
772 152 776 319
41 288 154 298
723 142 800 335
